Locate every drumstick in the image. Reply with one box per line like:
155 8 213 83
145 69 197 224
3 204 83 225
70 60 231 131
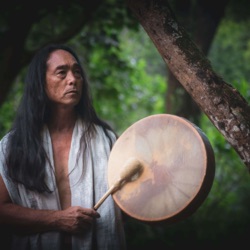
93 157 143 210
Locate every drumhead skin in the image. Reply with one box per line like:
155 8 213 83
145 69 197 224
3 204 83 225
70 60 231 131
108 114 215 225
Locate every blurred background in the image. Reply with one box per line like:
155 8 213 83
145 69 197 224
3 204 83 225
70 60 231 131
1 0 250 248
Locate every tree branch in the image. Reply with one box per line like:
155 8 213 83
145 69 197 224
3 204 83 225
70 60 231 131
126 0 250 170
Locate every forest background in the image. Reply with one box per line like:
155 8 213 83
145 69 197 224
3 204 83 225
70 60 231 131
1 0 250 248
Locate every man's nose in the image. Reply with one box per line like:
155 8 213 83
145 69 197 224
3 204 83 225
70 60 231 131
67 71 77 85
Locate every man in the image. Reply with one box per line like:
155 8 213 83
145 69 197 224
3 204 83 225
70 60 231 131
0 44 126 249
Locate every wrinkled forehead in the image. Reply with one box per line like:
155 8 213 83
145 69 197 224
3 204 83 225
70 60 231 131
46 49 78 70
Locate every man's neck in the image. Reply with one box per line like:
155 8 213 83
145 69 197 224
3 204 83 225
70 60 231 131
47 108 78 132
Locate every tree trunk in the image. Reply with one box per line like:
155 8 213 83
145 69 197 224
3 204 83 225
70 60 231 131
125 0 250 170
166 0 229 123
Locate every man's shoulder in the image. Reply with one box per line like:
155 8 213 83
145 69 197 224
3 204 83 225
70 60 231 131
0 132 11 146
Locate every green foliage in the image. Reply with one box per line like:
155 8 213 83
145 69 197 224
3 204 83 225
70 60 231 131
206 20 250 246
0 101 14 137
209 19 250 95
70 26 166 135
0 78 23 138
192 114 250 244
207 22 250 244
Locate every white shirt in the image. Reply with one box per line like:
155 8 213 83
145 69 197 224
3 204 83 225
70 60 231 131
0 119 126 250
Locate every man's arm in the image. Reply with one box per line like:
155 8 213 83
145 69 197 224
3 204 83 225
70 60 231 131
0 176 100 235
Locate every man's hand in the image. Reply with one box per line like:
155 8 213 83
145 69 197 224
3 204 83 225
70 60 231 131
55 206 100 233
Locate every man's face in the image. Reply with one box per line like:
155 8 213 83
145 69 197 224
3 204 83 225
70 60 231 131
45 49 83 109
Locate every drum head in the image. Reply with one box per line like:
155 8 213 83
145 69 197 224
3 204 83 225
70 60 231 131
108 114 215 224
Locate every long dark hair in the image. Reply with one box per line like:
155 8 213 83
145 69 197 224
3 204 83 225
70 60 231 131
5 44 116 193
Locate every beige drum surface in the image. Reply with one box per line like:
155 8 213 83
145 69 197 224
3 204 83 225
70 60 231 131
108 114 215 224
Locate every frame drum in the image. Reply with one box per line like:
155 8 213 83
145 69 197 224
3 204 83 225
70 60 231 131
108 114 215 224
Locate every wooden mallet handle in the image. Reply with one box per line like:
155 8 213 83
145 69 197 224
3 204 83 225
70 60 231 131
93 157 143 210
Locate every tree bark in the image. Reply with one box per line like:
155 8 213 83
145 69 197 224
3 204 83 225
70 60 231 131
125 0 250 170
166 0 229 124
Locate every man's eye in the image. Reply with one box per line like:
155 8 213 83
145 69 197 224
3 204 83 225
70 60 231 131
58 70 66 75
57 70 66 77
